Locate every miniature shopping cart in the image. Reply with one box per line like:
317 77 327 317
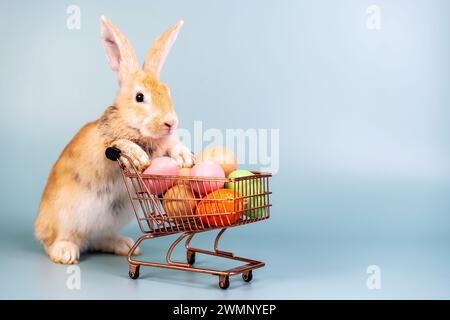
105 147 272 289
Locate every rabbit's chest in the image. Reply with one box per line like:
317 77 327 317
75 175 133 235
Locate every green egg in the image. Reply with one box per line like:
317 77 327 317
225 169 266 218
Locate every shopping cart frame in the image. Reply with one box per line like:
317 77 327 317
105 147 272 289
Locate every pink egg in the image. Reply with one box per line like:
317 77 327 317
190 161 225 195
142 157 180 194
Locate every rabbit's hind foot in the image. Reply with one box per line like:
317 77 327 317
46 240 80 265
94 236 142 256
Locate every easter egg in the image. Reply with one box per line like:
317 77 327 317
163 184 198 221
179 167 191 177
196 146 237 176
225 169 266 218
176 167 192 186
189 161 225 195
196 189 243 227
142 157 179 194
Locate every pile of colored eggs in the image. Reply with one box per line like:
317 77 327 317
141 146 265 227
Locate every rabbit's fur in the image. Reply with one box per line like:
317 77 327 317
34 16 193 264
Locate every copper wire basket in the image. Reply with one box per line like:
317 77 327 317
106 147 272 289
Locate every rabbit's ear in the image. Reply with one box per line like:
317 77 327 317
100 16 139 84
143 20 183 79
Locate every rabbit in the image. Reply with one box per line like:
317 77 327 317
34 16 194 264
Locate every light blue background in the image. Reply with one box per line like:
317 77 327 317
0 0 449 299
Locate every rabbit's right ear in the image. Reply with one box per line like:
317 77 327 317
100 16 139 84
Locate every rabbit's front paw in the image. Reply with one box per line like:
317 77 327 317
111 139 150 171
169 143 194 168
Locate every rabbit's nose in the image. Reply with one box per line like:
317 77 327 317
163 115 178 129
164 119 176 128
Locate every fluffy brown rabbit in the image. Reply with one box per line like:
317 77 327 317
34 16 194 264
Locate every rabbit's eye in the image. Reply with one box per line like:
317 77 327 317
135 93 144 103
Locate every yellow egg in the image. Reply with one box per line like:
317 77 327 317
196 146 237 176
176 167 191 186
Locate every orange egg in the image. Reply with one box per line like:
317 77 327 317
196 189 243 227
196 146 237 176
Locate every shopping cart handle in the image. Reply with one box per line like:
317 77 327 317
105 147 121 161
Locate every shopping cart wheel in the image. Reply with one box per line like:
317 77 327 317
129 265 140 280
242 270 253 282
219 275 230 289
187 251 196 265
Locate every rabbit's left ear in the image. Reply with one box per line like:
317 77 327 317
143 20 184 79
